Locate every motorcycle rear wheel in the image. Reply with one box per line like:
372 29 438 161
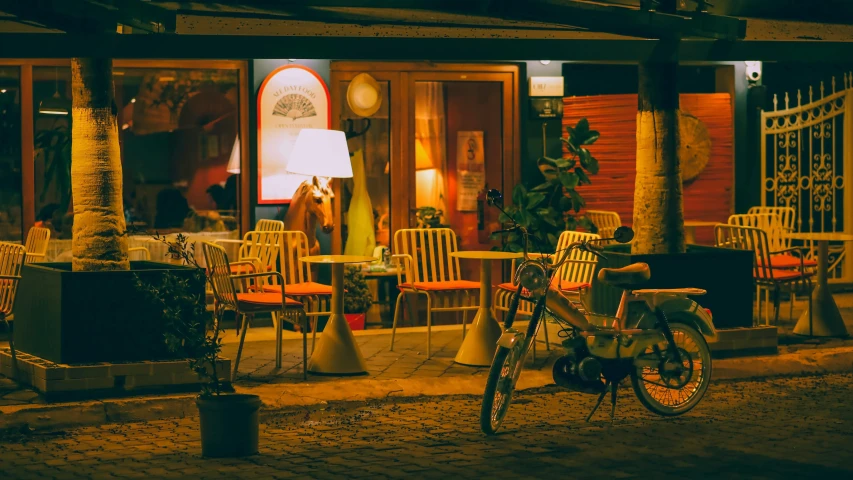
631 323 711 416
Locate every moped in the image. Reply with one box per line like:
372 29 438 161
480 189 717 435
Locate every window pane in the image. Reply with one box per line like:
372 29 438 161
33 66 72 239
33 65 241 261
0 67 21 242
115 67 241 234
339 79 391 251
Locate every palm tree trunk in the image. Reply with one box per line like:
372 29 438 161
70 58 129 271
631 60 685 255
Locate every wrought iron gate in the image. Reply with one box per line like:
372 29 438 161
761 74 853 283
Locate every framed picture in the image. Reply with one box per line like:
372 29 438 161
456 131 485 212
257 65 331 204
529 97 563 119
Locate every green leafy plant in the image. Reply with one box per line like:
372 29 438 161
415 206 447 229
494 118 600 253
134 233 224 396
343 266 372 315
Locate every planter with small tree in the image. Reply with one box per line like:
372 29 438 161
343 266 372 331
135 234 258 458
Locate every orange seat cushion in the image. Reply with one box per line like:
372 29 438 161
230 264 275 274
262 282 332 296
496 279 589 296
754 269 813 281
758 254 818 269
236 292 302 310
398 280 480 292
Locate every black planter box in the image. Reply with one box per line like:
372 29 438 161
13 261 205 364
588 245 754 329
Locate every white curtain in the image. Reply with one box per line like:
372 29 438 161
414 82 448 216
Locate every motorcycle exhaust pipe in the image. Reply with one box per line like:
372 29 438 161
545 289 593 332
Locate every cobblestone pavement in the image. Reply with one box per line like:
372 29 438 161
2 374 852 479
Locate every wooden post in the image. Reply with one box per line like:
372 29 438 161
631 0 685 255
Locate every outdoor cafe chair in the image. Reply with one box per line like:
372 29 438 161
584 210 622 243
23 226 50 264
390 228 479 358
255 219 285 232
0 242 26 378
203 241 308 380
494 231 600 356
262 230 332 353
127 246 151 261
714 224 813 327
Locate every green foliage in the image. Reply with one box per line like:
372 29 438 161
494 118 600 253
343 266 372 314
415 206 447 228
134 233 224 397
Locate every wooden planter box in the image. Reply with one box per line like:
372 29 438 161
587 244 754 329
13 261 205 364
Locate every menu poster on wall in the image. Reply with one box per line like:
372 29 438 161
456 131 485 212
257 65 331 204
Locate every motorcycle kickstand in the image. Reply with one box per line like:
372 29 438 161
609 381 619 423
585 381 611 423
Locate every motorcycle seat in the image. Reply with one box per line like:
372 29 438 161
597 262 651 289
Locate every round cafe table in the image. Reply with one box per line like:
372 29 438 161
449 250 522 367
785 232 853 337
684 220 719 245
300 255 377 375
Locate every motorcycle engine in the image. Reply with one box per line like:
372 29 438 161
552 337 606 394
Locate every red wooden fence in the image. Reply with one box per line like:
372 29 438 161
562 93 733 244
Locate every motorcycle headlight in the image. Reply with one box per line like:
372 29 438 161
516 261 548 295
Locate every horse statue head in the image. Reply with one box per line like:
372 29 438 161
284 176 335 255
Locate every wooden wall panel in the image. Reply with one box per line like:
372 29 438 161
562 93 733 244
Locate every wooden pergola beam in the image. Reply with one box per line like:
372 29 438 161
1 33 848 62
0 0 175 33
228 0 746 40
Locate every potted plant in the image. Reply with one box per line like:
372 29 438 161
135 234 261 458
343 266 372 331
495 118 600 253
414 206 447 228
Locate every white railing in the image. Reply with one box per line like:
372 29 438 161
760 73 853 283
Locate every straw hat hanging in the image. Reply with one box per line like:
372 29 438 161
346 73 382 118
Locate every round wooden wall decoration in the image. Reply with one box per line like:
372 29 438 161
679 112 711 183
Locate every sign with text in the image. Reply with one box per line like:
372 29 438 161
257 65 330 204
529 76 564 97
456 131 485 212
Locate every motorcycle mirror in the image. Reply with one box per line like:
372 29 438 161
613 226 634 244
486 189 503 206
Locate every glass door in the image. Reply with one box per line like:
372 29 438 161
407 71 518 286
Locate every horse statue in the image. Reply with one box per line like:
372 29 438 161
283 176 334 256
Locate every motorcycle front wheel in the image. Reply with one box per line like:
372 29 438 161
631 323 712 416
480 343 521 435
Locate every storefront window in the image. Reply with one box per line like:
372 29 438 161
0 67 22 242
339 79 391 252
32 65 241 242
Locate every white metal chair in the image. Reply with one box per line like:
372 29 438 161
128 246 151 261
24 227 50 263
1 242 26 379
715 225 812 326
495 231 600 355
391 228 479 358
728 212 816 321
256 219 285 232
262 230 331 352
203 241 308 380
584 210 622 242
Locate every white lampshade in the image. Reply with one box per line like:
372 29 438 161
286 129 353 178
226 135 241 174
